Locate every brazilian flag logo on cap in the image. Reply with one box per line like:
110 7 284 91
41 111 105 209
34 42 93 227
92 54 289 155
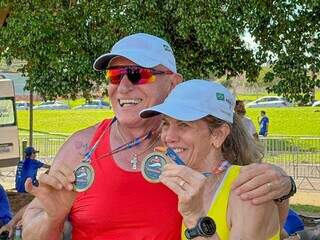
216 92 225 101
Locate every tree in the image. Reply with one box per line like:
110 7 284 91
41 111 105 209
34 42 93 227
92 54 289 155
0 0 319 103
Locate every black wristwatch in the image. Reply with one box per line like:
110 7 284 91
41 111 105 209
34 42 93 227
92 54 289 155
184 216 216 239
274 176 297 202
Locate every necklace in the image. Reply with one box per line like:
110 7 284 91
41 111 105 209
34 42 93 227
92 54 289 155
116 121 160 170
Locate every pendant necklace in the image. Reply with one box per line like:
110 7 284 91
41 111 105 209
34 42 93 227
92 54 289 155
116 121 160 170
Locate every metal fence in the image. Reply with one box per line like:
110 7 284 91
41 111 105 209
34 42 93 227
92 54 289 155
1 134 320 191
261 136 320 191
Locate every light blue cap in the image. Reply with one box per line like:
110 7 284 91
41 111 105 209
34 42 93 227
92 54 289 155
140 79 235 123
93 33 176 73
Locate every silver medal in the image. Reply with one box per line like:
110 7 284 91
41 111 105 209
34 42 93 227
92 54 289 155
73 162 95 192
141 152 168 183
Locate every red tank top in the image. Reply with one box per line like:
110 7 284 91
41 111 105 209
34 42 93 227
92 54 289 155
70 119 182 240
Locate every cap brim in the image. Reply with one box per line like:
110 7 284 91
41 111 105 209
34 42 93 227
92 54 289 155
93 50 161 71
140 102 208 121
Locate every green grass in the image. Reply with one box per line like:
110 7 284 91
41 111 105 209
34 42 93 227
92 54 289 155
17 106 320 136
245 107 320 136
291 204 320 215
17 110 114 134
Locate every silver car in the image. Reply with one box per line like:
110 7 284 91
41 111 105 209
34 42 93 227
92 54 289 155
33 101 70 110
246 96 293 108
73 100 111 110
16 101 30 110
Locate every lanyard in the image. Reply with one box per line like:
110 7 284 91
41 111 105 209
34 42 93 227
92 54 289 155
85 118 154 163
155 146 231 177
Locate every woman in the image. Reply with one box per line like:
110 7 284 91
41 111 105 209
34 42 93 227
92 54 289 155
140 79 280 239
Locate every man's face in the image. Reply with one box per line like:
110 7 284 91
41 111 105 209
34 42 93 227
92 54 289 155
107 57 179 127
235 102 246 116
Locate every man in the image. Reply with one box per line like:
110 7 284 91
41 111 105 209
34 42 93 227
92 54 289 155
259 110 269 137
235 100 259 140
15 147 50 193
22 33 294 239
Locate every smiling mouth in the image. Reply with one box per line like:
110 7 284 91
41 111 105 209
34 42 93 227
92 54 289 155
118 99 142 107
171 147 185 153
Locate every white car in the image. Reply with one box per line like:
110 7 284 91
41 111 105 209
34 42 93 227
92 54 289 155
33 101 70 110
312 100 320 107
16 101 30 110
246 96 292 108
74 100 111 110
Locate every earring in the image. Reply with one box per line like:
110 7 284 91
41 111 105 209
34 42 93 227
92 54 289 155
212 142 220 149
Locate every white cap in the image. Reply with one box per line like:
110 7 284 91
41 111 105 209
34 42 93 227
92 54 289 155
140 79 235 123
93 33 177 73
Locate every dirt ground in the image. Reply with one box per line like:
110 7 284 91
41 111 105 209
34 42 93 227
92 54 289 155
290 192 320 207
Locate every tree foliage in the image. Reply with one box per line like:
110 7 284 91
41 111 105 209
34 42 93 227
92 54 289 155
0 0 319 102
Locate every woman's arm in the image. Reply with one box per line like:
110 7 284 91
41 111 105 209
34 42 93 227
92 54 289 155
229 189 280 240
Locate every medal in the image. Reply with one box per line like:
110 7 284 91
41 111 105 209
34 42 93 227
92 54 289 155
141 152 169 183
73 162 95 192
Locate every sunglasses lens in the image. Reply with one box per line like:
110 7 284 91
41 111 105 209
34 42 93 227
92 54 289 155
106 69 124 84
106 67 156 85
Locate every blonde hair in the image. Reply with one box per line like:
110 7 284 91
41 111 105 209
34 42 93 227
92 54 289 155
204 114 264 165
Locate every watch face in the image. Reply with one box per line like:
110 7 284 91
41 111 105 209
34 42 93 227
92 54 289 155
199 217 216 236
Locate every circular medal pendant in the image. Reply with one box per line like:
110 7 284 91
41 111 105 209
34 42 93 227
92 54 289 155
73 162 95 192
141 152 169 183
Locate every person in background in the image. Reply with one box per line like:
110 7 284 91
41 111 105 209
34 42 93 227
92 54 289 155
258 110 269 137
22 33 294 240
15 147 50 193
0 184 12 228
235 100 259 140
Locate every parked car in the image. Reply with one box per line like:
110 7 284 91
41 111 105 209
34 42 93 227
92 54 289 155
73 100 111 110
312 100 320 107
246 96 293 108
16 101 30 110
33 101 70 110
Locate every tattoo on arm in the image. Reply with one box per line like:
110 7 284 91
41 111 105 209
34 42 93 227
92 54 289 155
75 141 90 157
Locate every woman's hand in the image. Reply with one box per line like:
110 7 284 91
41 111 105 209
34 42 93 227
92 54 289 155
25 163 77 222
231 163 291 204
159 163 207 226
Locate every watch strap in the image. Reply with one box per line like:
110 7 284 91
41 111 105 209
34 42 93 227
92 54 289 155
274 176 296 202
184 216 216 239
185 227 200 239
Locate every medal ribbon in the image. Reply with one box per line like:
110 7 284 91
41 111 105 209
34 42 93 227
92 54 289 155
154 146 231 177
84 118 155 163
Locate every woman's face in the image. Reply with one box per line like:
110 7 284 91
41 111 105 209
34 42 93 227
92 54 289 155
160 116 214 168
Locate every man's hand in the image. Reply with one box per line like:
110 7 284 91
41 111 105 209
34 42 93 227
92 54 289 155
0 221 14 238
232 163 291 204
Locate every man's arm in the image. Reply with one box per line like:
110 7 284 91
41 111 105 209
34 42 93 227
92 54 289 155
232 163 292 204
22 125 97 240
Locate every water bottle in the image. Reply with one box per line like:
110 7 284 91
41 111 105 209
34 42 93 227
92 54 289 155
13 226 22 240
